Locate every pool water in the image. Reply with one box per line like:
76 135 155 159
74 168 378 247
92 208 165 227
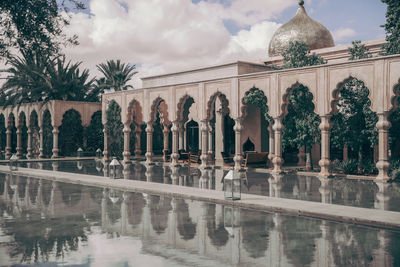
0 174 400 266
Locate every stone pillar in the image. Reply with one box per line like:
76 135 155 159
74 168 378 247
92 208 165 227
376 112 391 181
5 127 11 159
171 121 179 166
163 126 170 161
215 109 224 165
134 128 141 157
208 122 213 162
16 127 22 158
178 122 184 150
103 128 109 161
268 124 275 167
52 126 59 158
272 117 284 173
233 118 243 170
39 125 44 158
145 123 154 164
123 123 131 163
319 115 331 177
200 120 209 168
27 128 33 159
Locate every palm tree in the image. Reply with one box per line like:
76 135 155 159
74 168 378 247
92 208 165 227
96 59 137 91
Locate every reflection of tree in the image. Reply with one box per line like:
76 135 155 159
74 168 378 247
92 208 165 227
29 179 39 204
127 192 145 227
330 179 378 208
107 191 122 225
150 195 171 234
41 180 52 206
59 182 82 207
5 211 88 264
389 231 400 267
206 204 228 248
176 199 196 240
241 210 274 258
89 186 103 205
328 222 379 266
281 216 321 266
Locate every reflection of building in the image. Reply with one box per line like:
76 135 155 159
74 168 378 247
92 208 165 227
99 2 399 181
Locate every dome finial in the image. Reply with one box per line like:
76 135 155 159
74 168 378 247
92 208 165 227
299 0 304 6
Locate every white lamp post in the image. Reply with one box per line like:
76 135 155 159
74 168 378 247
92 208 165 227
109 157 122 179
77 147 83 157
9 154 18 171
223 169 241 200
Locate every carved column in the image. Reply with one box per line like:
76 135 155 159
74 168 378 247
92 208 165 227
200 120 209 168
123 123 131 163
27 128 33 159
178 122 184 150
171 121 179 166
145 123 154 164
5 127 11 159
207 122 213 162
134 128 142 157
233 118 243 170
376 112 391 181
39 122 44 158
268 124 275 167
272 117 284 173
103 128 109 161
163 125 170 161
16 127 22 158
215 109 225 165
51 126 59 158
319 115 331 177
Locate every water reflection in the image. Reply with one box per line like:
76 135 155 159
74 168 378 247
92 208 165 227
0 174 399 266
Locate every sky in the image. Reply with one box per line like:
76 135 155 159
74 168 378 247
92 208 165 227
59 0 387 88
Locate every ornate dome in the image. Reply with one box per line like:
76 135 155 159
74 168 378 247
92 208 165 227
268 0 334 57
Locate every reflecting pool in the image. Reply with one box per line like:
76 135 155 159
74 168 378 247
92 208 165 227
0 173 399 266
11 160 400 212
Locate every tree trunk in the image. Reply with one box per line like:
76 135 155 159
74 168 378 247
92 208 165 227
357 146 363 174
305 145 313 171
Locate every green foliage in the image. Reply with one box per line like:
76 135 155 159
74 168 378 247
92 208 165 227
96 59 138 91
330 78 378 171
348 40 372 60
42 110 53 157
282 84 321 155
389 108 400 159
86 111 104 152
242 87 272 122
389 159 400 180
381 0 400 55
106 100 123 158
282 41 326 69
0 0 84 58
59 109 83 156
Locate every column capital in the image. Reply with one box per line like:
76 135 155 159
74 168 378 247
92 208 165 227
272 117 284 132
145 123 154 133
233 117 242 132
123 125 131 133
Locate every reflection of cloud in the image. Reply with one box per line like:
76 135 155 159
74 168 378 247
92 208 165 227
333 28 356 42
62 0 287 88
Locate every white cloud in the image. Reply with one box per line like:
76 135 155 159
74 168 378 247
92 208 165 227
333 27 356 42
61 0 289 88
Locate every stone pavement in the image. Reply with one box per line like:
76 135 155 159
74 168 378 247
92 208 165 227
1 165 399 230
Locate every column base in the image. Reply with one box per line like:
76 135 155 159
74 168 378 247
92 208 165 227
376 160 391 182
272 156 284 174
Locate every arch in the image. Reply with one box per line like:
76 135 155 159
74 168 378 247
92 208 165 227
281 82 318 117
29 110 40 157
18 112 28 156
149 97 170 125
8 113 17 154
206 91 230 121
241 86 271 120
59 109 83 156
127 99 144 125
42 109 53 158
177 94 195 122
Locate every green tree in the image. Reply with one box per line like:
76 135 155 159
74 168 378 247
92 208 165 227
97 59 138 91
0 0 84 58
86 111 104 152
105 100 123 158
381 0 400 55
282 85 321 170
348 40 372 60
282 41 326 69
59 109 83 156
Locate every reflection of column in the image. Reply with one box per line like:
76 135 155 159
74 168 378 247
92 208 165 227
374 182 390 210
178 122 184 150
103 128 109 161
101 188 108 229
145 165 153 182
171 121 179 166
123 123 131 163
134 128 142 157
200 120 209 168
233 118 243 170
268 124 275 167
36 179 43 207
121 192 128 235
5 127 11 159
39 125 44 158
52 161 59 171
207 122 213 162
27 128 33 159
145 123 154 164
319 116 331 177
268 174 282 198
316 221 331 267
103 162 109 177
269 213 282 266
142 194 151 239
214 169 224 191
24 177 31 208
52 126 59 158
16 127 22 158
198 203 207 255
49 181 59 217
318 177 331 204
171 165 179 185
376 112 391 181
163 126 170 161
199 168 209 189
215 109 224 165
168 198 177 246
123 163 131 179
272 117 284 173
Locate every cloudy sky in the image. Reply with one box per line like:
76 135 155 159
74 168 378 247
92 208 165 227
62 0 387 88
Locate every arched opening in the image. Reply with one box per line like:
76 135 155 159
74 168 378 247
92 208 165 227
149 195 172 234
8 113 17 154
86 111 104 153
207 93 233 164
18 112 28 157
330 77 378 175
29 111 40 157
185 119 199 153
106 100 123 158
176 199 197 240
177 95 199 155
59 109 83 156
282 83 321 170
42 110 53 158
150 98 171 157
127 100 144 157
